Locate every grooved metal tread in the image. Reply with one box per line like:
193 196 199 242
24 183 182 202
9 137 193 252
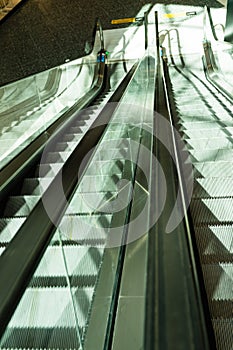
169 62 233 350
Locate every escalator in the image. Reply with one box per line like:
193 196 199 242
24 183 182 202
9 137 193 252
0 85 113 252
0 8 160 348
2 5 233 349
163 29 233 350
0 47 153 348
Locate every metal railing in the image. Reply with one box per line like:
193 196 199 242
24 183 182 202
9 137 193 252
159 28 185 67
203 5 233 101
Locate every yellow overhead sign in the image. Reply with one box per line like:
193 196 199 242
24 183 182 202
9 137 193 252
163 11 197 18
111 17 136 24
164 12 186 18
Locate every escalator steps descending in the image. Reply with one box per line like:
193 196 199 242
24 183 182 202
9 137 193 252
0 120 138 349
168 63 233 350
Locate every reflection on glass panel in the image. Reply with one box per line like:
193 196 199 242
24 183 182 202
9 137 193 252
0 59 97 171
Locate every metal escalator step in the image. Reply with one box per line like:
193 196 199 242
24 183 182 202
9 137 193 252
212 319 233 350
63 246 103 277
71 120 86 127
191 198 233 224
202 263 233 300
21 178 53 195
6 287 92 327
182 128 228 139
173 88 200 95
178 108 212 117
211 148 233 161
62 133 83 142
3 196 40 217
75 112 92 121
69 125 86 133
179 120 233 131
178 107 232 121
0 131 16 140
195 225 233 263
73 117 98 129
177 114 218 123
12 120 34 130
190 148 233 162
209 300 233 318
175 94 201 104
0 218 26 246
189 149 216 163
30 276 67 288
65 191 119 214
0 121 16 130
56 237 106 246
0 326 81 349
193 178 233 198
73 109 93 118
59 214 112 243
78 117 96 127
193 161 233 178
0 139 18 149
78 174 122 192
170 66 233 348
42 151 71 163
2 287 94 343
69 120 93 132
0 124 33 140
72 287 95 329
186 137 232 150
85 159 124 176
30 275 97 288
32 245 103 280
54 141 78 152
35 163 63 177
91 148 130 162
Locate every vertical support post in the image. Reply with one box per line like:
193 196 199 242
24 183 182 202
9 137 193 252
155 11 160 61
144 11 148 50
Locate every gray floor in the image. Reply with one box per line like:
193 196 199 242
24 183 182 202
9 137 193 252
0 0 222 86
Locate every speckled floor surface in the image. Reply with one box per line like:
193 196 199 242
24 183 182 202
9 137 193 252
0 0 223 86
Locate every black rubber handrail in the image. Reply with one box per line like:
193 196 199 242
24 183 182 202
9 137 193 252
88 17 105 54
144 10 149 50
159 28 185 67
0 60 139 338
203 5 233 102
203 6 219 42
